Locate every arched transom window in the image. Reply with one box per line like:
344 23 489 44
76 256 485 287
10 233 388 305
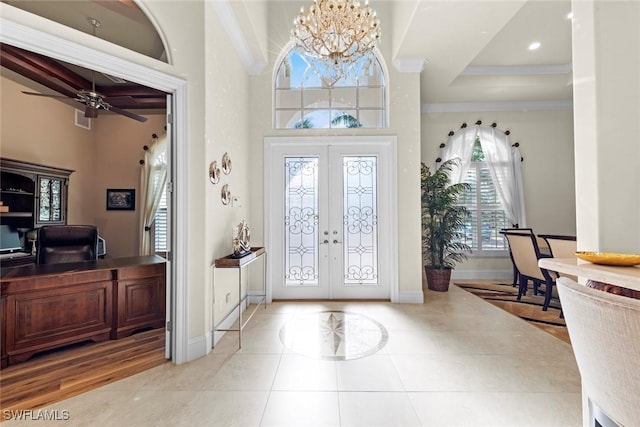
274 47 387 129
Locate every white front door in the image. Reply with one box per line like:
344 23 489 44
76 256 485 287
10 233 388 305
266 137 396 300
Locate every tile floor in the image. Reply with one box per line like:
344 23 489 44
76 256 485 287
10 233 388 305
5 285 582 426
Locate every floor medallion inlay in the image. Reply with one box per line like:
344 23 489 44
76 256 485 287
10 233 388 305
279 310 388 360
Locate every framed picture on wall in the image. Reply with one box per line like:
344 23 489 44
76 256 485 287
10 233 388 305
106 189 136 211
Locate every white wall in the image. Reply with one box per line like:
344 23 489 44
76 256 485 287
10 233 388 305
572 0 640 254
249 1 423 301
422 109 576 276
141 1 253 347
204 1 252 333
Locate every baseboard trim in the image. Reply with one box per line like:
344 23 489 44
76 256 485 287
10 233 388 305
248 291 267 305
451 270 513 280
186 335 208 362
211 298 250 347
397 290 424 303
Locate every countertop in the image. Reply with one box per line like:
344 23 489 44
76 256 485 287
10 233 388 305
539 257 640 292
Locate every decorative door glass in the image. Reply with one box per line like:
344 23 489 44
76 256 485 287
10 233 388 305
343 156 378 284
284 157 319 285
38 176 63 222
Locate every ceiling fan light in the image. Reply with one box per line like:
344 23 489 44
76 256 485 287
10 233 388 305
85 106 99 118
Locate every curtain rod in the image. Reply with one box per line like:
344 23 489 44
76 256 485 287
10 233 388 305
140 133 159 165
436 120 523 162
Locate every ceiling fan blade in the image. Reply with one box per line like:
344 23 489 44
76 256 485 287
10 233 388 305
21 91 71 100
24 90 146 122
108 105 148 123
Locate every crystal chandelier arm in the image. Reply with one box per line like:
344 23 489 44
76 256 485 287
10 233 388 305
292 0 380 63
291 0 381 85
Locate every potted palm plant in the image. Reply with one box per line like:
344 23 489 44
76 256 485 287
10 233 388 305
421 159 472 291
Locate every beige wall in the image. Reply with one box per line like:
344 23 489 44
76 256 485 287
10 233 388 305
0 73 166 258
422 110 576 276
1 75 95 226
93 114 167 257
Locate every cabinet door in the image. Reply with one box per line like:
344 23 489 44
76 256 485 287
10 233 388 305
35 175 67 225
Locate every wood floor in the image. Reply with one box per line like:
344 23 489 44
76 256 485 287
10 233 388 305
0 328 167 417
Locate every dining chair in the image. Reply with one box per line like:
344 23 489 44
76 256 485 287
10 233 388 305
556 277 640 427
538 234 578 284
499 229 556 310
501 227 533 288
538 234 576 259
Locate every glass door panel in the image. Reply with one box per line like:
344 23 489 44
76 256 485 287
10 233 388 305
328 143 391 299
267 139 393 300
284 157 319 286
343 156 378 285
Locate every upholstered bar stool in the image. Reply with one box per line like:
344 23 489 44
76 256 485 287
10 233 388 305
556 277 640 427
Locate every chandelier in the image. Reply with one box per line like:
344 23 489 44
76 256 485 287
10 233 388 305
291 0 381 84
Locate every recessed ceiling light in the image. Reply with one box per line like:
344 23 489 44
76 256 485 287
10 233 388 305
528 42 541 51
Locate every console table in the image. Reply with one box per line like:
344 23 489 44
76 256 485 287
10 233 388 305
213 247 266 348
0 255 166 368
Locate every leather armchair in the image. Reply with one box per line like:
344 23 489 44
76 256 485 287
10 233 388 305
36 225 98 265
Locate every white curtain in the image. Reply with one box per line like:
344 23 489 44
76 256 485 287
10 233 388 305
439 124 526 227
439 127 478 183
139 134 167 255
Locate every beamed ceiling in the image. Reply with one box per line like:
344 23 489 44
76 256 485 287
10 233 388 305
1 43 167 111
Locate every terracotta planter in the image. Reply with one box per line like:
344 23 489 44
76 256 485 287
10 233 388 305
425 267 452 292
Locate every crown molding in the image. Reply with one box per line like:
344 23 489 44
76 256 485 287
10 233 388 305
422 100 573 113
210 0 266 76
393 57 426 73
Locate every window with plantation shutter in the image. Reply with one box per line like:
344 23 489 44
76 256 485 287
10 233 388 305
154 187 167 253
458 138 509 255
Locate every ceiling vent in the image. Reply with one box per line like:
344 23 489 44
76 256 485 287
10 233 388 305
75 109 91 130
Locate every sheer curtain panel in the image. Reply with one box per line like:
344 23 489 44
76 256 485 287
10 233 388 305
439 124 526 227
139 134 167 255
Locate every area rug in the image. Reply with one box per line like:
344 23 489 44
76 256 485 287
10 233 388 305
454 280 570 344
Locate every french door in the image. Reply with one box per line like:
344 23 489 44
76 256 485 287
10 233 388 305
266 137 396 300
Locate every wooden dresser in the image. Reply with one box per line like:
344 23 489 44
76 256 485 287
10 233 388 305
0 255 166 368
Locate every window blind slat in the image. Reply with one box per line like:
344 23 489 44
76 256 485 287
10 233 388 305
460 163 508 253
154 189 167 252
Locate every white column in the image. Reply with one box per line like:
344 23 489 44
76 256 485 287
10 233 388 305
572 0 640 254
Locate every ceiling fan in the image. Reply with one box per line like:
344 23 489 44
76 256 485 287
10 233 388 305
21 18 148 123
